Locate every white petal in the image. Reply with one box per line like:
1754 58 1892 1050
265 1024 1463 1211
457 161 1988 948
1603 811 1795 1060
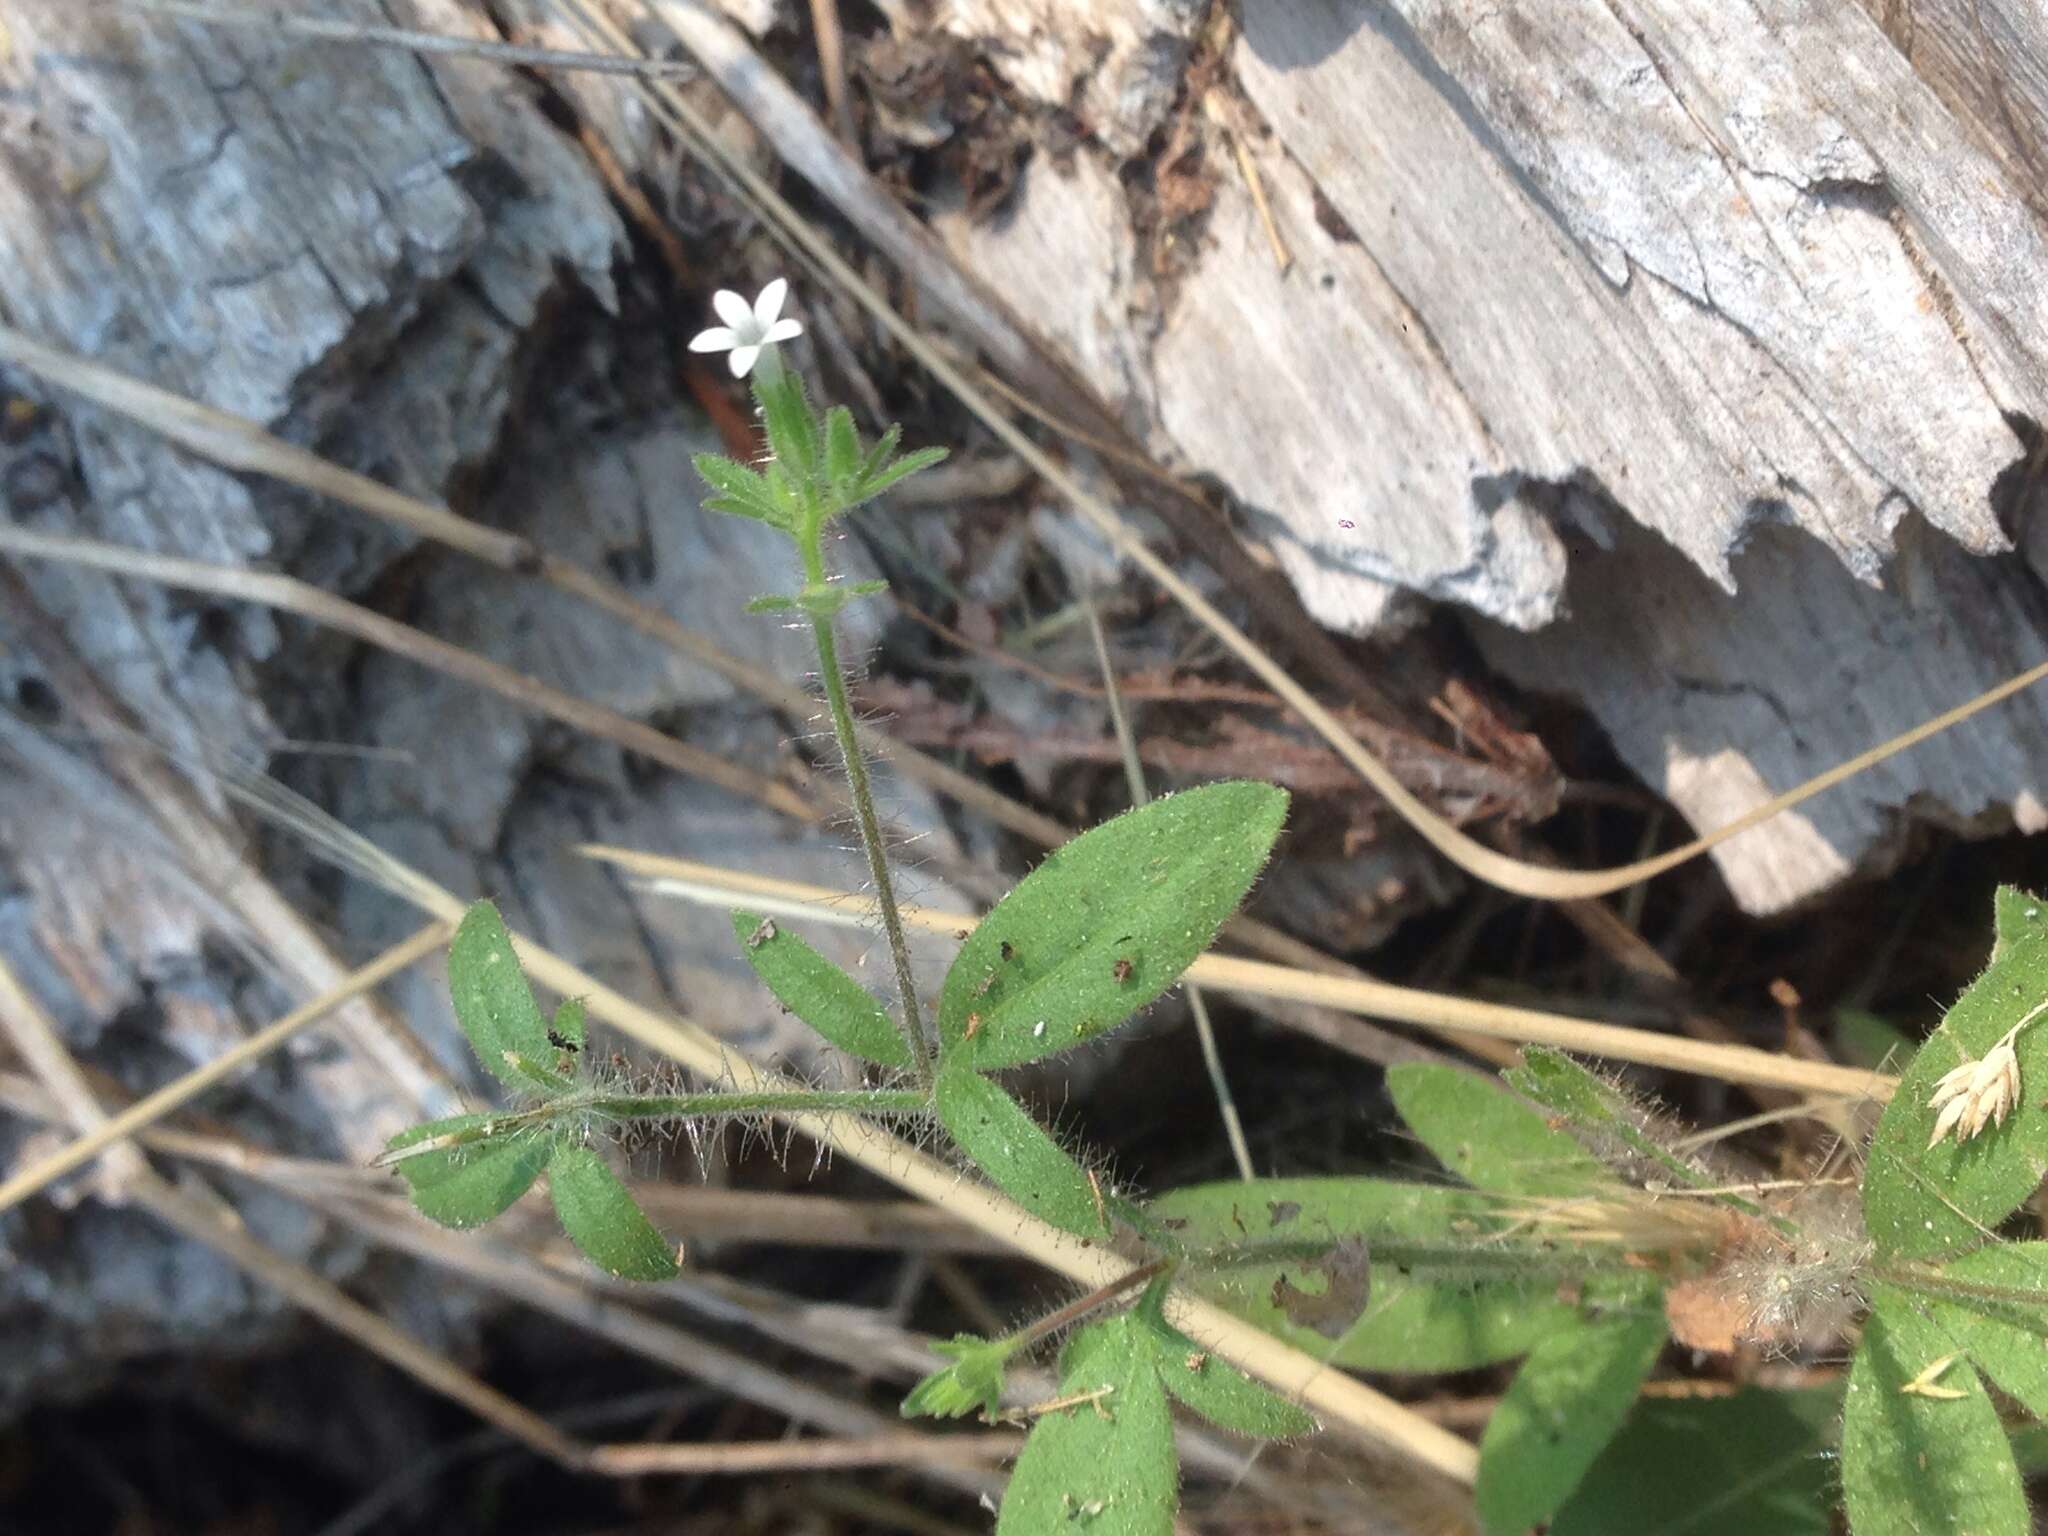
764 316 804 344
727 343 762 378
712 288 754 329
753 277 789 328
688 326 738 354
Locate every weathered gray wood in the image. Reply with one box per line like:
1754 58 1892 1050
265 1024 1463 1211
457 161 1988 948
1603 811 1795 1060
931 0 2048 910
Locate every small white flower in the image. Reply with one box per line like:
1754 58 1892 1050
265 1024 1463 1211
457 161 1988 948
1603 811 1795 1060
688 277 803 378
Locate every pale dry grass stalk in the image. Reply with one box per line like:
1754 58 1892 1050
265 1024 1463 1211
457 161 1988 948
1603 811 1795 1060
581 846 1893 1103
0 922 451 1215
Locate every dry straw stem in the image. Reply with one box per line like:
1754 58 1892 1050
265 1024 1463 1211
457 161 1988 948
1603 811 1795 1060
0 523 817 825
577 0 2048 903
587 846 1892 1103
0 922 451 1216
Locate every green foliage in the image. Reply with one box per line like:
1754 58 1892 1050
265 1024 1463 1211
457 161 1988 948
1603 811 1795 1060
386 1115 551 1229
1474 1306 1667 1536
1905 1242 2048 1417
1842 1298 2028 1536
1551 1387 1839 1536
900 1333 1015 1422
388 902 679 1278
938 783 1289 1069
999 1315 1176 1536
1149 1177 1580 1371
1385 1062 1613 1198
934 1060 1106 1238
448 901 571 1094
1134 1281 1314 1438
1863 887 2048 1259
546 1141 679 1282
730 910 909 1067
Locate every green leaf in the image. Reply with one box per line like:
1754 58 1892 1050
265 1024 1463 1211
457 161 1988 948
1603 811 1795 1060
1841 1298 2027 1536
752 366 819 484
1505 1048 1759 1215
386 1115 550 1229
1899 1243 2048 1419
731 910 910 1068
1149 1177 1580 1371
901 1334 1012 1422
1474 1306 1667 1536
858 423 902 485
1386 1063 1613 1198
546 1141 679 1281
1551 1387 1838 1536
744 594 799 612
1863 887 2048 1260
1135 1283 1315 1439
998 1315 1176 1536
549 997 585 1051
934 1061 1106 1237
692 452 787 528
1835 1007 1915 1072
448 901 572 1095
851 444 949 507
822 405 862 496
939 782 1288 1069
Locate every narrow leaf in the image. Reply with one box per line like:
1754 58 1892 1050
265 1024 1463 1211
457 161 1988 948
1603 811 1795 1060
1899 1243 2048 1419
448 901 571 1094
851 444 949 506
939 782 1288 1069
731 910 911 1068
1863 887 2048 1259
1136 1284 1315 1439
1150 1177 1579 1371
858 423 902 485
900 1334 1011 1422
547 1141 679 1281
1842 1299 2027 1536
1386 1063 1613 1198
822 404 862 495
934 1062 1106 1237
387 1116 550 1229
753 366 819 482
1552 1387 1838 1536
998 1315 1176 1536
692 452 785 527
1474 1306 1666 1536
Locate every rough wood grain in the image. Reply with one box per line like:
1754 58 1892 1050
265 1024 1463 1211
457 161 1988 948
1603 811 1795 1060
931 0 2048 910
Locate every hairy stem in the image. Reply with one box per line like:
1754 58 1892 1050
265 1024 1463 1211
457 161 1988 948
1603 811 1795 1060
1004 1258 1174 1356
807 604 934 1085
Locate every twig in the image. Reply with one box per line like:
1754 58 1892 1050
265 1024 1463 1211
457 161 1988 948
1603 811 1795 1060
1085 598 1253 1180
588 1431 1019 1474
805 0 858 144
0 922 450 1215
586 848 1893 1102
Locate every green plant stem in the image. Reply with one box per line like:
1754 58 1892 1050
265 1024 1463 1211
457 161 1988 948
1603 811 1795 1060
806 605 934 1086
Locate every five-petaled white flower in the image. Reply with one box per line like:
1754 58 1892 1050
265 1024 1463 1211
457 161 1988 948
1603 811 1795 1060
1926 999 2048 1148
688 278 803 378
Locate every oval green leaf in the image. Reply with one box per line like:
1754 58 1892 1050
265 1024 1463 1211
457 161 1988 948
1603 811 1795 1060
1135 1284 1315 1439
387 1115 550 1229
1475 1307 1667 1536
449 901 571 1094
731 910 910 1067
939 782 1287 1069
1864 887 2048 1259
547 1141 679 1281
998 1315 1175 1536
934 1063 1106 1237
1842 1298 2027 1536
1150 1177 1579 1372
1387 1063 1613 1198
1897 1242 2048 1420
